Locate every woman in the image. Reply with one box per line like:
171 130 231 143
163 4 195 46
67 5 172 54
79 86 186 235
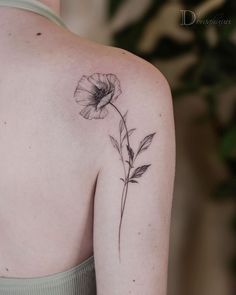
0 0 175 294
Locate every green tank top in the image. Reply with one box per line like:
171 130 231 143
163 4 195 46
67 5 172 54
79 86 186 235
0 1 96 294
0 256 96 295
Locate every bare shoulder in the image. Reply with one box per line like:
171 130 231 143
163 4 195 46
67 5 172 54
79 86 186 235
58 31 172 110
68 37 174 124
100 46 175 151
61 35 175 168
106 46 174 121
70 46 176 177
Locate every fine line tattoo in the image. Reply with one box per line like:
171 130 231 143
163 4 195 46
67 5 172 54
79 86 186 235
73 73 156 261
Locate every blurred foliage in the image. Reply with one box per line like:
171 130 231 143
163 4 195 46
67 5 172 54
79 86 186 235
109 0 236 277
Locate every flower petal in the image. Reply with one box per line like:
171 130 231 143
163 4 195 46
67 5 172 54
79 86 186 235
75 75 97 95
97 91 113 109
106 73 117 84
98 74 110 91
106 74 121 101
88 73 104 89
75 89 96 106
93 107 108 119
79 105 95 119
112 88 122 101
80 105 108 120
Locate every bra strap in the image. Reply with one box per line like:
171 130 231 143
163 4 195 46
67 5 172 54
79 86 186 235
0 0 67 28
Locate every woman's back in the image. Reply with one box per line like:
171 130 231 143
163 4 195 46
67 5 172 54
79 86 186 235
0 6 101 277
0 2 175 294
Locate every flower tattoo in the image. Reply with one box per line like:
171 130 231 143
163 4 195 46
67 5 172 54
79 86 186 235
74 73 156 261
74 73 121 119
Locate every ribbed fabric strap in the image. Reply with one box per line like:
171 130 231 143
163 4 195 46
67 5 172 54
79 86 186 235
0 256 96 295
0 0 67 28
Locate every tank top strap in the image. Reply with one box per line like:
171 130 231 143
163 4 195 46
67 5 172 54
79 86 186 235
0 255 96 295
0 0 67 28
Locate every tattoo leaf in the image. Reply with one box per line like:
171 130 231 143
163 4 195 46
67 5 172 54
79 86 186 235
126 145 134 162
130 164 151 179
109 135 120 154
119 111 128 135
129 180 138 184
125 160 133 168
136 133 156 157
122 128 136 143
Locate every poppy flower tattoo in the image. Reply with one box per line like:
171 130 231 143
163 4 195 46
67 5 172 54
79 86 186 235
74 73 156 261
73 73 121 119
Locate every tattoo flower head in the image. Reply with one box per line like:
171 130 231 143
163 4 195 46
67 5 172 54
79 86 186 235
74 73 121 119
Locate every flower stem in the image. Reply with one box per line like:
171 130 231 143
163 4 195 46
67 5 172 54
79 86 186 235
109 102 132 260
109 103 131 148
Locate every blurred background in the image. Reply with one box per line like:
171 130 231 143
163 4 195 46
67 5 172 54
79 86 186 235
60 0 236 294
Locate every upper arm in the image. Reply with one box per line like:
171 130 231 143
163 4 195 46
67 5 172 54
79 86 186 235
74 57 175 295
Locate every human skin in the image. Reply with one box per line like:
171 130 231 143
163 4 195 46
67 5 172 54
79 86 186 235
0 1 175 294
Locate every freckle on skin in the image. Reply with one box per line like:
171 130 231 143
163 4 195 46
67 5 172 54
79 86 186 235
148 223 151 227
132 279 135 282
36 32 42 36
159 113 162 117
4 121 7 125
138 232 141 235
5 268 9 271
